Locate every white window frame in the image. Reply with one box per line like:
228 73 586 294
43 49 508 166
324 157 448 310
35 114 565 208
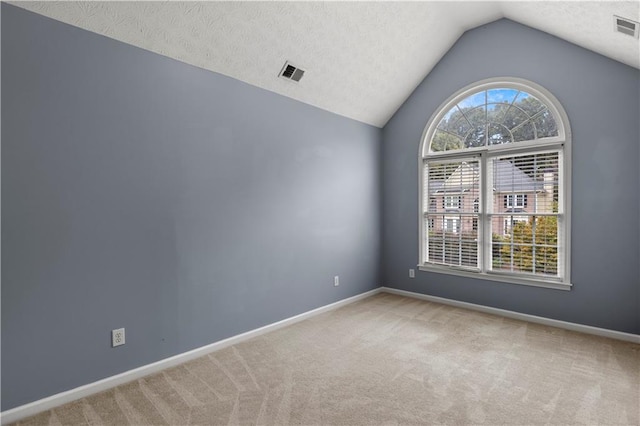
418 77 572 290
505 194 526 208
444 216 460 233
444 196 461 210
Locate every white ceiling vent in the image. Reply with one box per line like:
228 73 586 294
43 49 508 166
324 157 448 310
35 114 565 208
614 15 639 39
279 61 305 83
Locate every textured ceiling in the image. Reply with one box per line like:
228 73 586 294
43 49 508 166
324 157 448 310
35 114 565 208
9 1 640 128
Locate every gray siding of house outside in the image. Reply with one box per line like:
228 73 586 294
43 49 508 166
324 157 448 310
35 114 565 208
1 4 382 410
382 19 640 335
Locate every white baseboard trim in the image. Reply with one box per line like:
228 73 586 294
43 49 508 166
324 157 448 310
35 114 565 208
380 287 640 344
0 288 382 425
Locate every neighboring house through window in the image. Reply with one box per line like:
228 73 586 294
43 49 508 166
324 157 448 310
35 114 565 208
419 78 571 289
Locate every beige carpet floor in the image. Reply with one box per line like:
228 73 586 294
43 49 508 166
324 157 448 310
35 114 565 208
11 293 640 425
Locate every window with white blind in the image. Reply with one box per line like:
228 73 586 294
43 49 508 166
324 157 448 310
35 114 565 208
505 194 527 208
444 196 462 209
419 78 571 289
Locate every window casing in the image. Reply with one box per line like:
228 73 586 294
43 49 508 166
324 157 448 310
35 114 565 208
419 78 571 290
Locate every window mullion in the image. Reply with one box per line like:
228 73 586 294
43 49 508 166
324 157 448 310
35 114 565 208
481 152 490 273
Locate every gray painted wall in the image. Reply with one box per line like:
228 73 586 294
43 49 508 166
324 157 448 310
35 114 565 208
382 19 640 335
1 5 381 410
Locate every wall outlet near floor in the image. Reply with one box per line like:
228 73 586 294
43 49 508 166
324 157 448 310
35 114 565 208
334 276 340 287
112 328 125 347
409 269 415 278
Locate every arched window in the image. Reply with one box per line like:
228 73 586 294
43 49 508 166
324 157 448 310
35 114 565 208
419 78 571 289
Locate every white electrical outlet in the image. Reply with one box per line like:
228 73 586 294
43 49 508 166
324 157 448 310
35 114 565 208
334 276 340 286
409 269 415 278
112 328 125 347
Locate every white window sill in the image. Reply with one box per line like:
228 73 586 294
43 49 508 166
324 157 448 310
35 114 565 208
417 264 572 291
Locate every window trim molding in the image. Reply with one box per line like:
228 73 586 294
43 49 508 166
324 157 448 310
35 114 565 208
418 77 572 290
417 263 572 291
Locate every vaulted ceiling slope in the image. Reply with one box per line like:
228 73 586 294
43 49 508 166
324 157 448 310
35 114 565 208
10 1 640 128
